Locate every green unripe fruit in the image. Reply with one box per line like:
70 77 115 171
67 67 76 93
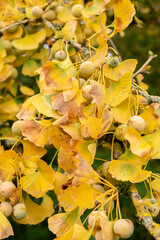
71 4 84 18
85 28 94 37
0 202 13 217
0 181 16 198
11 120 22 135
10 68 18 79
44 10 56 21
109 57 119 68
113 219 134 239
2 40 12 52
7 25 18 33
13 203 27 220
79 61 95 79
55 50 67 61
128 115 145 132
31 6 43 18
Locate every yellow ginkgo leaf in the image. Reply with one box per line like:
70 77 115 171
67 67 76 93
105 73 132 107
0 43 6 58
14 194 54 225
151 179 160 193
125 126 152 158
108 159 151 183
3 5 25 21
57 6 75 22
20 86 35 96
3 26 23 41
0 64 13 83
62 21 77 38
143 128 160 159
21 159 55 198
0 99 19 114
12 29 46 50
82 0 110 16
104 59 137 82
0 211 14 239
22 59 39 77
48 207 79 237
21 139 47 160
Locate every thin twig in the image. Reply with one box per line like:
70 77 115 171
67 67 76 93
0 19 30 33
108 38 122 62
132 84 160 104
132 53 157 78
130 185 160 240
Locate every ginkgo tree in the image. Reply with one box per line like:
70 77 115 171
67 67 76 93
0 0 160 239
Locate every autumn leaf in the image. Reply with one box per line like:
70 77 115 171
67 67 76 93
21 159 55 198
82 0 110 16
0 211 14 239
12 29 46 50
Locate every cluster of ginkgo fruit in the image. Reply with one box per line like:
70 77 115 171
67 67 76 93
0 181 27 220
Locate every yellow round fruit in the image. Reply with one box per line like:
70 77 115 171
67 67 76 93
82 85 93 101
71 4 84 18
55 5 64 14
11 120 22 135
10 68 18 79
80 61 95 79
85 28 94 38
102 161 110 179
115 124 128 141
44 10 56 21
31 6 43 18
88 210 108 229
113 219 134 239
0 202 13 217
128 115 145 132
78 78 86 88
13 203 27 220
7 25 18 33
55 50 67 61
0 181 16 198
2 40 12 52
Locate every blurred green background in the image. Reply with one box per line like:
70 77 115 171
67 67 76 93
8 0 160 239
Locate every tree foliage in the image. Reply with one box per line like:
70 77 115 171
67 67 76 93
0 0 160 239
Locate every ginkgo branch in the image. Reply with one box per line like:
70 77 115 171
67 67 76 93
0 19 31 33
130 185 160 240
132 84 160 103
132 53 157 78
108 39 122 62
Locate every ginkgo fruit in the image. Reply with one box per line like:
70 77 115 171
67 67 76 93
0 202 13 217
0 181 16 198
109 57 119 68
44 10 56 21
150 204 160 217
2 40 12 52
11 120 22 135
88 210 108 229
55 5 64 13
31 6 43 18
79 61 95 79
11 68 18 79
7 25 18 33
55 50 67 61
82 85 93 101
102 161 110 179
113 219 134 239
85 28 94 38
71 4 84 18
128 115 145 132
95 230 103 240
115 124 128 141
13 203 27 220
78 78 86 88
